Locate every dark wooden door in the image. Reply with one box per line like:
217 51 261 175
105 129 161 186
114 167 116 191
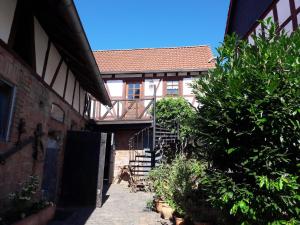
60 131 107 207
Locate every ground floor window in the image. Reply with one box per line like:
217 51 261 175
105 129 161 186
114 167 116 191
0 79 15 141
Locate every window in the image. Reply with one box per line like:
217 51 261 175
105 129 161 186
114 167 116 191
51 103 65 123
0 80 15 141
166 80 179 95
127 83 141 99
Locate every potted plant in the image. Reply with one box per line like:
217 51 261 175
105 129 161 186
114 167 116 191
168 155 204 225
0 176 56 225
149 164 171 213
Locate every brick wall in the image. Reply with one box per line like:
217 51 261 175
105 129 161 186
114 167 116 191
0 44 86 208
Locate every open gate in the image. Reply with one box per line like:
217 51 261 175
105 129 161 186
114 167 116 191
59 131 109 207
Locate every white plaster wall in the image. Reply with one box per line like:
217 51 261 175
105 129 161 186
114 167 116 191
44 44 61 85
52 62 67 97
144 79 162 96
248 34 254 45
256 24 263 36
298 13 300 26
183 78 194 95
0 0 17 43
184 96 194 104
106 80 123 97
296 0 300 9
73 82 80 111
283 20 293 36
34 18 49 76
65 71 75 104
101 104 107 117
80 88 86 115
277 0 291 25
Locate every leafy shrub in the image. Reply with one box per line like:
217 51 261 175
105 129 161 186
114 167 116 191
155 97 196 138
192 21 300 225
149 155 204 217
0 176 52 225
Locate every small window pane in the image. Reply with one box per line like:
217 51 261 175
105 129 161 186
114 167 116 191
51 104 65 123
0 80 14 140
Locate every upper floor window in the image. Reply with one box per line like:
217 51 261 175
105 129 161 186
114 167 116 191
127 82 141 99
0 80 15 141
166 80 179 96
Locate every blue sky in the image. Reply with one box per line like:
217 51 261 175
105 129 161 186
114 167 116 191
74 0 230 55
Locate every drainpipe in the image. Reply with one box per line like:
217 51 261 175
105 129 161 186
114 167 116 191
151 85 157 168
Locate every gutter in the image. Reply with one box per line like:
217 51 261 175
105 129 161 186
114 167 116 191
59 0 111 106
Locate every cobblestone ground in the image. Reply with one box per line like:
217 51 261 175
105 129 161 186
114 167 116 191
49 184 172 225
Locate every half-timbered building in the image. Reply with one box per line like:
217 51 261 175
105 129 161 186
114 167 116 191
0 0 111 209
92 46 215 181
225 0 300 40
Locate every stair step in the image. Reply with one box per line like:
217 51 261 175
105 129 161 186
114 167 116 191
129 160 151 163
131 165 152 168
135 155 151 158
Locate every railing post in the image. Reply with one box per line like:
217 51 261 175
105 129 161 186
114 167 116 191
151 85 157 168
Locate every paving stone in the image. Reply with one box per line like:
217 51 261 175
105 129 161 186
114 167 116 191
49 184 172 225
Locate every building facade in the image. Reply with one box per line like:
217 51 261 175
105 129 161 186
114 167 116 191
0 0 110 208
92 46 215 180
225 0 300 40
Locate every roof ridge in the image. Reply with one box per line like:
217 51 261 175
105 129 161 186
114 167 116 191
93 45 210 53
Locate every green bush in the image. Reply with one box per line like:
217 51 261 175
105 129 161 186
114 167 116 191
149 155 204 217
0 176 52 225
155 97 196 139
192 21 300 225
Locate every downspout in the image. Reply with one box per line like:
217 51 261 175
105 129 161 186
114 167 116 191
59 0 111 106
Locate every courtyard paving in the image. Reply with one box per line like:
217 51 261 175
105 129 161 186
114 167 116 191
49 184 172 225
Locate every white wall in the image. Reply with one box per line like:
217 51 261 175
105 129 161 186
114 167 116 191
44 44 61 85
34 18 49 76
106 80 123 97
65 71 76 104
73 82 80 111
183 78 194 95
277 0 291 25
52 62 67 97
144 79 163 96
80 87 86 115
296 0 300 9
0 0 17 43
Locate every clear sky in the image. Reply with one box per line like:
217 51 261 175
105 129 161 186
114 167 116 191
74 0 230 56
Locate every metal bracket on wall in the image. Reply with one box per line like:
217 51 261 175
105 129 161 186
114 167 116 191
0 123 44 165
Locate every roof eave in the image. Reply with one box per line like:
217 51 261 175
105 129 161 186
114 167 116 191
100 68 214 75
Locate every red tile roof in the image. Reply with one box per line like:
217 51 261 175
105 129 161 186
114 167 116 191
93 46 215 74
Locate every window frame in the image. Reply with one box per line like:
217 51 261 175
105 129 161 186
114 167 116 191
166 80 179 96
0 78 16 142
126 82 142 100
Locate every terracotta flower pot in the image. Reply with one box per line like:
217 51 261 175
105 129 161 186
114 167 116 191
174 216 185 225
193 222 211 225
155 199 165 213
160 203 174 220
13 205 56 225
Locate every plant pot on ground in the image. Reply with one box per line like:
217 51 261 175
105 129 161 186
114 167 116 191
160 203 174 220
173 213 186 225
12 204 56 225
154 199 165 213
